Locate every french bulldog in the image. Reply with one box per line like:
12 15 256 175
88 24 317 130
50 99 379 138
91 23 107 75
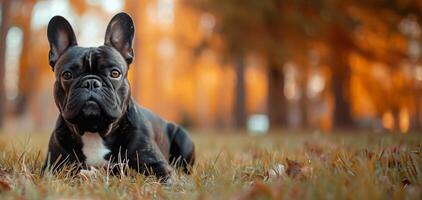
41 12 195 181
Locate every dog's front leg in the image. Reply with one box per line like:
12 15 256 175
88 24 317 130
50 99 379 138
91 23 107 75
41 128 84 176
125 133 174 181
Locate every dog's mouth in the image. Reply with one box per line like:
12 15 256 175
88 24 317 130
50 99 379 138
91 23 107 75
81 100 101 117
64 97 117 134
79 100 104 125
71 100 105 133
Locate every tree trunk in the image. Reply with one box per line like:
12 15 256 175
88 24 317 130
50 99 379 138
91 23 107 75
299 74 308 129
16 1 36 116
267 66 287 129
0 0 11 129
331 56 353 129
414 89 421 131
326 23 354 130
233 55 246 129
392 107 400 133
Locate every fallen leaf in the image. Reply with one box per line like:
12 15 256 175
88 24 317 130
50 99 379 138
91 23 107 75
285 158 312 179
0 179 11 192
0 169 11 192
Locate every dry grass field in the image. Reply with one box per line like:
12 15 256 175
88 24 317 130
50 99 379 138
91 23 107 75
0 131 421 200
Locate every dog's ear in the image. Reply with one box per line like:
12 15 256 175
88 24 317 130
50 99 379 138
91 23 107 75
104 12 135 65
47 16 77 70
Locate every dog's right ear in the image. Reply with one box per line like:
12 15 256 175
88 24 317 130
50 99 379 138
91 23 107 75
47 16 77 70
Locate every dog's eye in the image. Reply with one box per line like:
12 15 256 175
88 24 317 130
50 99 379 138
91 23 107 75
110 70 121 78
62 72 73 80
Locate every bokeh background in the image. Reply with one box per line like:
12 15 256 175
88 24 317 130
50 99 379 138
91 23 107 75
0 0 422 134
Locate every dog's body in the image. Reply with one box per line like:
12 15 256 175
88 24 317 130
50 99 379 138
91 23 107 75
42 13 195 180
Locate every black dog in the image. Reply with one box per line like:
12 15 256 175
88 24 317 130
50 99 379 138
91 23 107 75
42 13 195 180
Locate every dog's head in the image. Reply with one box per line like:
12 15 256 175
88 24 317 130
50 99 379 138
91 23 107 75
47 13 134 135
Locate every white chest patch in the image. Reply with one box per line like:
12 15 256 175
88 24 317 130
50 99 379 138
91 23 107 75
81 132 111 167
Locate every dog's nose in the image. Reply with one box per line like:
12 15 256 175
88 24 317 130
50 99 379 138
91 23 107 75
81 79 102 90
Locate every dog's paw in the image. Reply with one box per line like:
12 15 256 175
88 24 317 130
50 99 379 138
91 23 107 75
150 163 175 184
79 166 99 180
162 170 178 186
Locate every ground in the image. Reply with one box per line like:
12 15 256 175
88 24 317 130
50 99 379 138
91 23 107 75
0 131 421 200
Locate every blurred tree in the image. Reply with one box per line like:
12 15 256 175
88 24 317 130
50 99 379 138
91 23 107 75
327 22 355 129
14 0 37 116
0 0 12 129
187 0 257 129
188 0 293 129
351 0 422 131
306 0 358 129
292 0 378 129
262 1 288 129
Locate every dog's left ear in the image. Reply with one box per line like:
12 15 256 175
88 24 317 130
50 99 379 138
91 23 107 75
104 12 135 65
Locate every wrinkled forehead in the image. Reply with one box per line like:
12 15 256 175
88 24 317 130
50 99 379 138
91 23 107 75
94 46 128 70
55 46 128 73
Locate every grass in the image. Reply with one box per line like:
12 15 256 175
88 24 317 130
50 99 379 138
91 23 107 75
0 131 421 200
